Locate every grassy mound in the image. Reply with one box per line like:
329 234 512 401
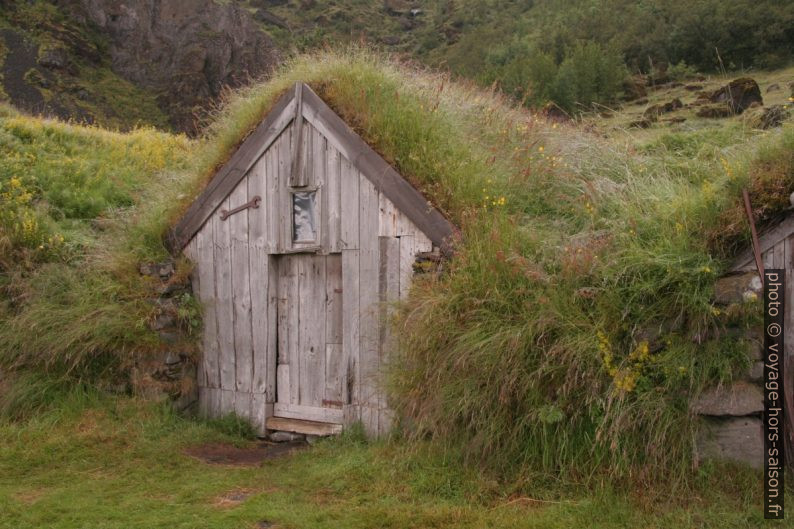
0 103 192 377
2 49 793 485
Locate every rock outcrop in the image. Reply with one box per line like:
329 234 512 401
55 0 281 133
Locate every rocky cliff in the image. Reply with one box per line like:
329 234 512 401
0 0 281 133
57 0 281 132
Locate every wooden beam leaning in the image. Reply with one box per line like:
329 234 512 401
168 87 297 251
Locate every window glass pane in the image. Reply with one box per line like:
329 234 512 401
292 191 317 243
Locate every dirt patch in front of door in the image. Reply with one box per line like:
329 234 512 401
184 440 307 466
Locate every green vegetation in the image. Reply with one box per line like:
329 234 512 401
238 0 794 112
0 104 192 375
0 394 776 528
173 50 792 484
1 49 792 509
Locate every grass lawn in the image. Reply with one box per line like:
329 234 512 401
0 392 781 529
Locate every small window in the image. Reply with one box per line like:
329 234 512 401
292 191 317 243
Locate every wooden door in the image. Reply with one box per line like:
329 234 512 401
274 253 344 424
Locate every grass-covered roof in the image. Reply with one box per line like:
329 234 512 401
1 49 793 483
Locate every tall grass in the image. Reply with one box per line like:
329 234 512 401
1 49 792 486
192 49 791 484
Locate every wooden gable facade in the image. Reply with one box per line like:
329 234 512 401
170 83 456 437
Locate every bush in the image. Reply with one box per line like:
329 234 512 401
482 40 626 113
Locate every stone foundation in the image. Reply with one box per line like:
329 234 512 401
130 259 199 413
693 271 764 468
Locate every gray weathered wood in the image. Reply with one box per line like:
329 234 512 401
266 416 342 436
278 126 293 251
378 236 400 436
220 389 235 416
325 254 343 344
196 221 220 389
341 248 360 419
234 391 252 421
326 144 342 252
213 197 236 392
230 182 254 396
340 157 359 249
170 89 296 250
398 235 415 300
273 403 343 424
289 83 306 187
732 215 794 271
251 393 270 435
359 174 380 435
247 154 270 397
298 255 326 407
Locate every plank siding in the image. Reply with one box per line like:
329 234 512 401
359 173 380 435
247 154 270 398
181 83 451 437
341 249 360 422
298 255 327 407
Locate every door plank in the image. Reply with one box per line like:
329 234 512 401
342 249 360 422
359 174 380 435
248 154 270 398
298 255 326 407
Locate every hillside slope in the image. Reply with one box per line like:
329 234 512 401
0 0 280 133
2 50 793 483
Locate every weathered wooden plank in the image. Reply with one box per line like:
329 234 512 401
266 257 279 403
379 192 399 237
298 255 326 407
251 393 270 436
326 144 342 252
378 236 400 436
278 126 293 251
248 154 270 398
274 403 343 424
220 389 235 416
341 249 360 418
359 174 380 436
398 235 415 301
313 126 328 249
183 238 204 386
234 391 252 422
774 240 785 268
170 89 296 251
230 182 254 396
276 364 290 404
265 416 342 436
340 157 359 249
197 224 220 389
213 197 236 392
276 255 300 406
266 130 281 253
289 83 306 188
300 83 456 254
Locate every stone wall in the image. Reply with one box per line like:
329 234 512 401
693 271 764 468
129 260 199 413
